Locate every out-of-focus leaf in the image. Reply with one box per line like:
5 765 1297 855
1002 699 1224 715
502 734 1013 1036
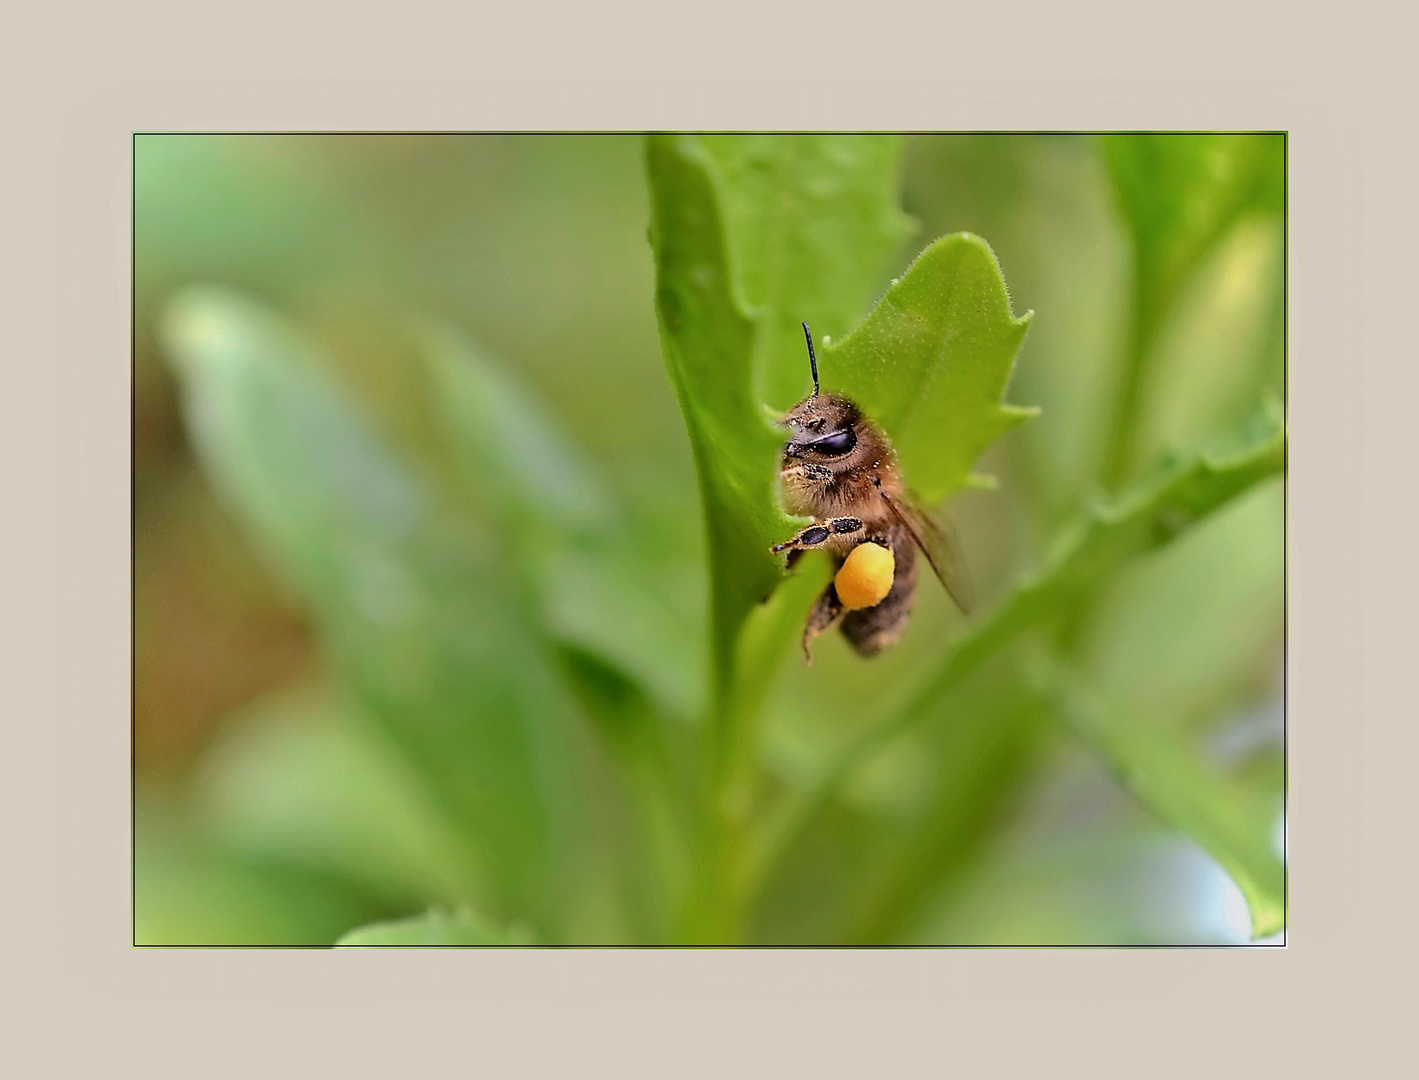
921 741 1263 945
1034 659 1283 939
136 807 389 946
161 287 586 938
416 319 697 937
749 671 1047 944
1103 133 1283 328
1085 479 1283 729
1139 216 1284 466
838 682 1048 944
698 134 915 409
336 907 529 946
1099 133 1284 483
417 322 704 720
823 233 1036 502
541 542 706 721
192 683 485 908
553 644 691 938
417 321 610 537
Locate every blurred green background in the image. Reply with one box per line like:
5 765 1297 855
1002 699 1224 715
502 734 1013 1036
134 134 1283 945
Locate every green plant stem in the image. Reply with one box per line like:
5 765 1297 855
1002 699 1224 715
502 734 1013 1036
1100 287 1161 490
679 675 755 943
676 571 764 941
681 565 835 941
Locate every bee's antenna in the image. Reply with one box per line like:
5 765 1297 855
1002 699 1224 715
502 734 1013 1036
802 321 819 398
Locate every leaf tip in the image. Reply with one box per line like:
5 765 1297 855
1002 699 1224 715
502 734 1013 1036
1244 892 1286 941
1000 403 1041 431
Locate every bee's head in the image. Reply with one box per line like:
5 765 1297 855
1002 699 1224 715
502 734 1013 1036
779 321 867 464
781 392 862 461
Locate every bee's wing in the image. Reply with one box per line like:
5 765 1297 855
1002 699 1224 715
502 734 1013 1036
877 486 976 616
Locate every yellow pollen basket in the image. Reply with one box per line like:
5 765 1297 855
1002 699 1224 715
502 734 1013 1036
834 542 895 610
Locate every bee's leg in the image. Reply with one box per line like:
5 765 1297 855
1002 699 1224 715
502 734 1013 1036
781 462 835 487
841 536 918 657
801 582 845 665
771 517 865 554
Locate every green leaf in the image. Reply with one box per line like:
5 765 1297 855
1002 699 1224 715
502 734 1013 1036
160 286 586 938
697 134 915 409
416 318 699 938
187 304 691 941
416 320 611 538
552 644 692 935
192 683 486 909
823 233 1035 503
336 907 530 946
646 133 797 683
1033 660 1283 939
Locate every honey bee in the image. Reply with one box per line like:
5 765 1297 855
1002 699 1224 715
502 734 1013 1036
772 323 975 663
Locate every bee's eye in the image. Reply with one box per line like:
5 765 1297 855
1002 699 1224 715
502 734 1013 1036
813 428 857 456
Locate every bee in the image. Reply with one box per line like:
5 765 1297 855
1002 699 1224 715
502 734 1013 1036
772 323 975 663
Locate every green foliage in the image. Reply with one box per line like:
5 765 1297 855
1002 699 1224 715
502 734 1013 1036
162 290 589 939
140 133 1285 946
825 234 1036 502
1038 661 1284 938
136 806 391 946
191 685 487 909
1099 133 1284 484
336 908 528 946
418 322 704 721
644 134 797 688
645 134 1038 940
646 134 1037 679
1103 133 1283 330
749 413 1283 933
697 135 914 410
